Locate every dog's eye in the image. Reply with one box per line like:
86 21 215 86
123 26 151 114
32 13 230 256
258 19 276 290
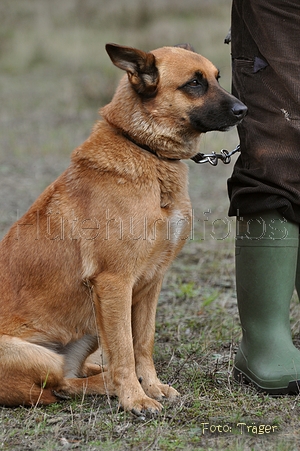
179 72 208 96
187 79 200 87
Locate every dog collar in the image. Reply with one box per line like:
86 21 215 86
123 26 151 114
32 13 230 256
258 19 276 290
122 132 240 166
122 133 180 162
123 133 157 156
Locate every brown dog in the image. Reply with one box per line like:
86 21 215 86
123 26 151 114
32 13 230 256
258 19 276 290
0 43 246 414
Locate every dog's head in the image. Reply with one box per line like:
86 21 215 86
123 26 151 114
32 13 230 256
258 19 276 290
103 43 247 160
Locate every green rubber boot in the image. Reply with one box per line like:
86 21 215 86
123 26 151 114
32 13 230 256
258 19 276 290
295 246 300 301
233 210 300 394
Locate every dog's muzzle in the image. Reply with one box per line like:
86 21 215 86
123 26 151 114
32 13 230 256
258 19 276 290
231 101 248 123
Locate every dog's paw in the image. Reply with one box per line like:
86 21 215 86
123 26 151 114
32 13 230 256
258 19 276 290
142 382 180 402
129 397 163 417
81 362 106 377
158 383 180 401
120 392 162 416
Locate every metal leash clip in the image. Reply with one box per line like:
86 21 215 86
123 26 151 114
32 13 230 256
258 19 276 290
191 144 241 166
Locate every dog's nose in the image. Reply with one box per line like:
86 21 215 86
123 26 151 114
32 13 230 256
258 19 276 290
231 102 248 120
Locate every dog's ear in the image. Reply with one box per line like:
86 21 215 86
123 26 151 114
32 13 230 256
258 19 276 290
174 43 196 52
105 43 159 97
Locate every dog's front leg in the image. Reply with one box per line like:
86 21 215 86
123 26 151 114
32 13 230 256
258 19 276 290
132 278 180 402
93 274 162 415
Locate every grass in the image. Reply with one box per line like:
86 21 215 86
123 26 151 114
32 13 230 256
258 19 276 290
1 1 300 450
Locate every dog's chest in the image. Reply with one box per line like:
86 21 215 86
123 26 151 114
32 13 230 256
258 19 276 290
164 207 191 245
132 203 190 286
147 161 191 255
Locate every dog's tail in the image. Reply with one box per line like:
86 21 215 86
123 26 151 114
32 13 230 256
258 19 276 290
0 335 64 406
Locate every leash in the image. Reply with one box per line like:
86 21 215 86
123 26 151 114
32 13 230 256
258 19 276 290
191 144 240 166
123 131 241 166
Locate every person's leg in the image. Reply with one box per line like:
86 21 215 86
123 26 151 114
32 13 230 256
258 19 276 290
228 0 300 222
228 0 300 393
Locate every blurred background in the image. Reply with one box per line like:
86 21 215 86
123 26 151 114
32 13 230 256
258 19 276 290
0 0 237 237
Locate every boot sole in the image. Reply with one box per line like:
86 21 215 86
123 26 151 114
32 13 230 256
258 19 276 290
233 367 300 395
